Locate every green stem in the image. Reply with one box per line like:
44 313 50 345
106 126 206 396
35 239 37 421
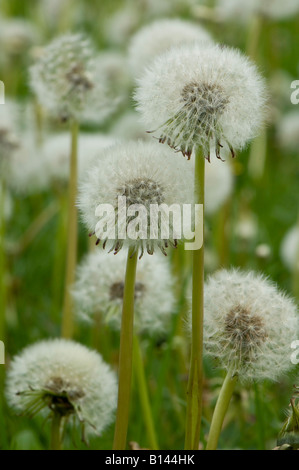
185 147 205 450
61 120 79 339
0 179 7 449
293 214 299 301
133 334 159 450
248 127 267 182
246 14 263 62
51 192 68 323
113 247 138 450
50 412 62 450
206 369 238 450
254 382 266 450
0 180 7 344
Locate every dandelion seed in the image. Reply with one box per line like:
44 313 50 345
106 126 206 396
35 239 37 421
200 269 299 382
6 339 117 438
135 43 266 160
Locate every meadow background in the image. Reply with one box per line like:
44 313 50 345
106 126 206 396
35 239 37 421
0 0 299 450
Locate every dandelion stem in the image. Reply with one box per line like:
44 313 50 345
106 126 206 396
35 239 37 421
293 213 299 301
61 119 79 339
184 147 205 450
113 247 138 450
50 412 62 450
0 179 6 344
133 334 159 450
206 369 237 450
246 14 263 62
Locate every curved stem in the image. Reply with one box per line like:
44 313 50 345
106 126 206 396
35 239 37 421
133 334 159 450
61 120 79 339
185 148 205 450
206 369 237 450
113 247 138 450
50 412 62 450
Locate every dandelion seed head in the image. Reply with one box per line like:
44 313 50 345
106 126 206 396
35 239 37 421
6 339 117 436
198 269 299 382
135 44 266 160
78 140 194 256
10 133 116 194
0 18 38 58
217 0 299 21
128 18 213 78
30 34 97 122
73 250 175 335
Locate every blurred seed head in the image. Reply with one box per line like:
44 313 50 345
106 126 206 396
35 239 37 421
29 34 111 123
73 250 175 335
128 18 213 79
6 339 117 437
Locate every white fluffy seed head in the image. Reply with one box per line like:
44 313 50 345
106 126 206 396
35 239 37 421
217 0 299 21
0 102 20 173
281 225 299 272
6 339 117 437
111 111 151 141
78 140 194 257
199 269 299 383
73 250 175 335
128 18 213 78
30 34 98 122
135 43 267 160
10 133 116 194
80 52 132 126
0 18 38 58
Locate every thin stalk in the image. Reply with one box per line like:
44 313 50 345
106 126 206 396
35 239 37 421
11 202 58 256
61 120 79 339
206 369 238 450
133 334 159 450
293 213 299 301
0 179 6 449
50 412 62 450
51 192 68 323
184 147 205 450
0 180 7 343
113 247 138 450
254 382 266 450
246 14 263 62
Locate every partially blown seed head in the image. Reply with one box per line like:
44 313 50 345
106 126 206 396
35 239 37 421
30 34 97 122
